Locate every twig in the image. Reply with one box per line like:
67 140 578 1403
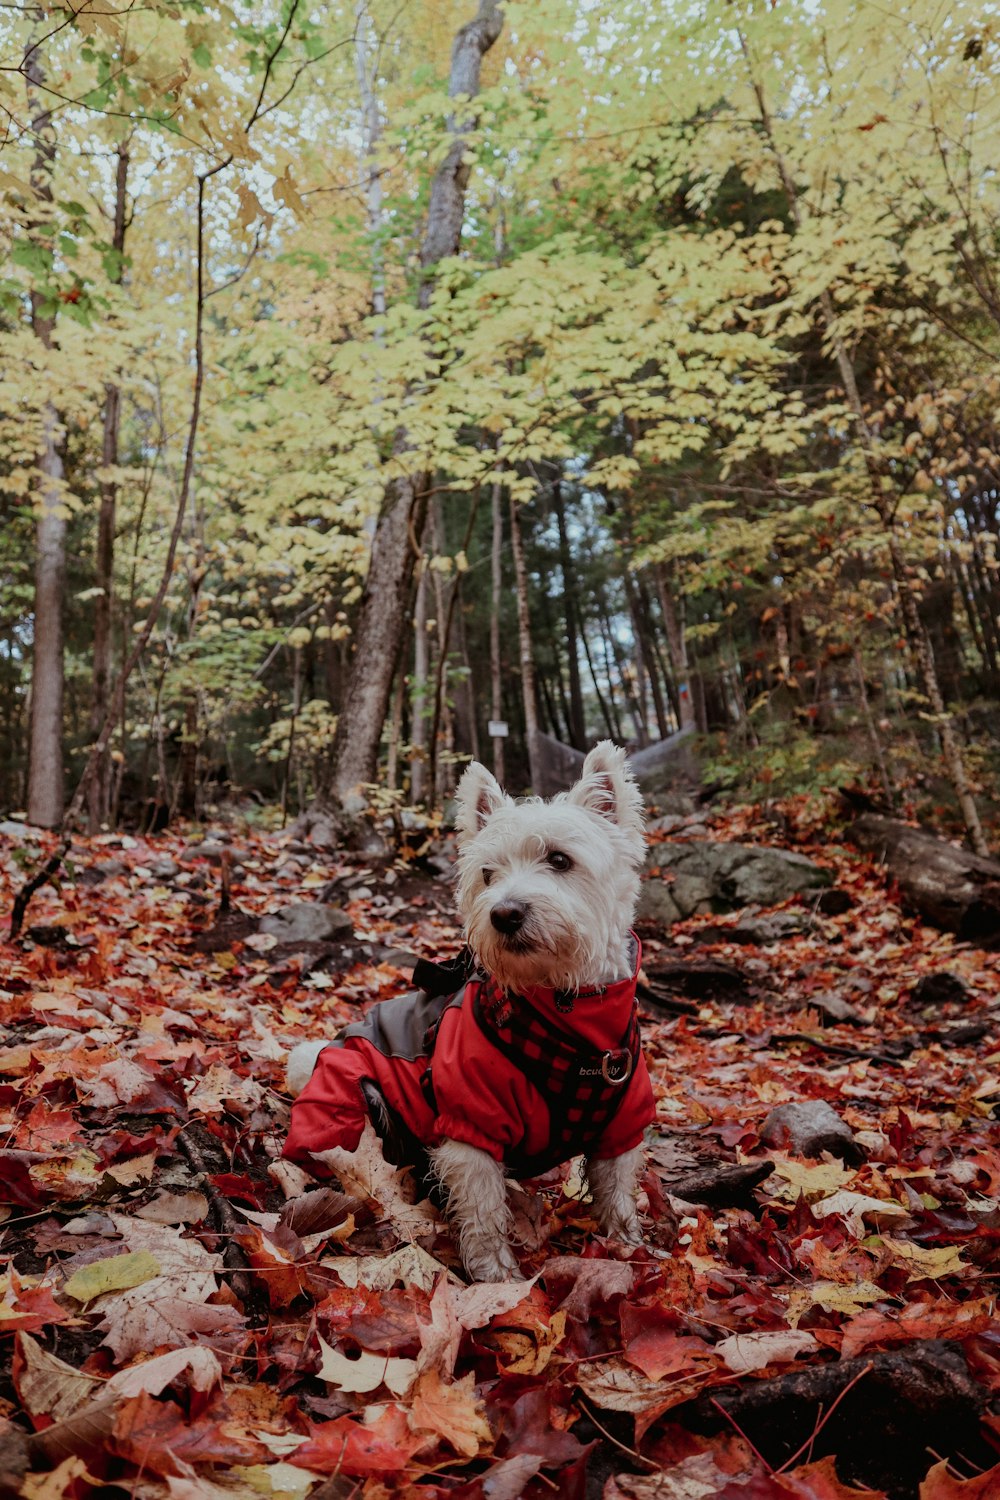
774 1361 874 1474
576 1394 659 1470
9 836 69 940
176 1129 267 1326
709 1395 776 1474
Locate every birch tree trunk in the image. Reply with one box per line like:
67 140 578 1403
25 36 66 829
89 140 130 831
327 0 503 807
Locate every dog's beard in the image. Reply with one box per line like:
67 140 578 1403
464 891 633 993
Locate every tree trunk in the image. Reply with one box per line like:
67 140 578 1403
489 469 506 783
552 482 586 749
509 493 541 790
635 574 670 739
409 559 430 803
326 0 503 807
581 624 616 738
24 38 67 828
656 564 695 732
89 140 130 831
849 814 1000 943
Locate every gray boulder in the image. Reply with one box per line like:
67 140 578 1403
638 841 830 929
78 857 130 886
259 902 353 944
759 1101 863 1163
629 729 700 798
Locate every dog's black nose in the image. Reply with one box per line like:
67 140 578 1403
490 901 527 935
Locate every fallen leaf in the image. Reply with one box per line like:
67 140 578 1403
316 1335 416 1397
768 1159 855 1201
920 1459 1000 1497
811 1190 909 1233
786 1280 885 1327
716 1329 818 1374
135 1190 210 1225
576 1357 711 1439
290 1401 431 1475
883 1239 969 1281
312 1122 440 1242
326 1244 457 1292
408 1368 492 1457
64 1249 161 1306
14 1333 102 1421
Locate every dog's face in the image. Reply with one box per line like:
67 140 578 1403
453 742 646 993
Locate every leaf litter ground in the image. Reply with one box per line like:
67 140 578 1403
1 802 999 1500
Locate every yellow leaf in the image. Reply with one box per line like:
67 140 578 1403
786 1280 885 1328
767 1158 854 1201
884 1240 969 1281
64 1250 161 1306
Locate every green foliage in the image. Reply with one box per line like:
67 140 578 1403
2 0 1000 822
703 725 859 806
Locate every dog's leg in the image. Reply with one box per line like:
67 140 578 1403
428 1140 519 1282
586 1145 644 1245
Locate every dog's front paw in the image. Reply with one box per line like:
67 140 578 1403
463 1237 520 1282
600 1210 643 1247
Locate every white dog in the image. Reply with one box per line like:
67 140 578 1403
285 741 654 1282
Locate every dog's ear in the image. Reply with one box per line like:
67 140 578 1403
455 761 509 842
568 741 645 839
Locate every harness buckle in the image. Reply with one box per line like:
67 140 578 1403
601 1049 632 1086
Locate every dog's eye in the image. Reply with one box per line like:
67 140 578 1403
547 851 572 872
482 868 494 886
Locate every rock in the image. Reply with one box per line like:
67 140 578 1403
371 945 418 969
149 857 180 880
180 840 229 866
810 993 865 1026
0 820 30 839
629 729 700 798
0 1416 30 1495
695 909 813 946
78 856 130 886
909 972 971 1009
259 902 354 944
534 733 586 797
26 925 72 948
759 1100 863 1163
638 841 830 930
646 814 686 836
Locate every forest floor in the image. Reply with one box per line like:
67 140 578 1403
1 800 999 1500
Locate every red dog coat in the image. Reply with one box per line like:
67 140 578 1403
283 936 655 1177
